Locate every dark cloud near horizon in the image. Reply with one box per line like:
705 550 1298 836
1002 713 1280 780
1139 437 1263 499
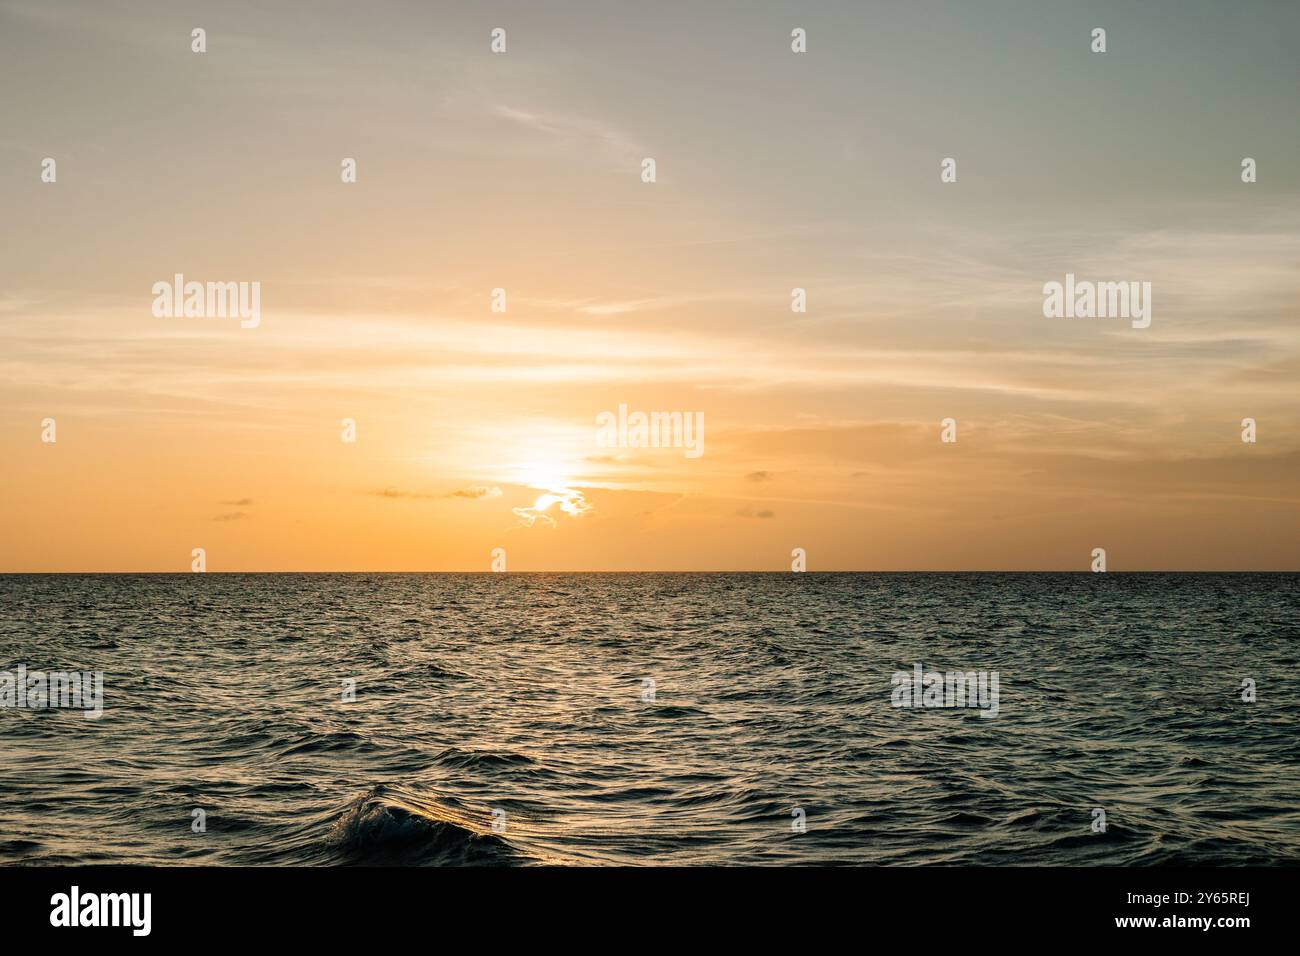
373 486 502 500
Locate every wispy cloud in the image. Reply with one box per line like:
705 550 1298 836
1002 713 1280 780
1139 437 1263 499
493 105 641 168
373 486 502 501
446 486 502 500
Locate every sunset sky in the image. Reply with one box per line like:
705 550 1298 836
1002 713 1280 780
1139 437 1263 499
2 0 1298 571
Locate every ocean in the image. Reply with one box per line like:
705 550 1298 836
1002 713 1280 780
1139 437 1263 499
1 572 1297 865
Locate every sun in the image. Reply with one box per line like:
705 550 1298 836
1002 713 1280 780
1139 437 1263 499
504 459 592 524
514 459 576 494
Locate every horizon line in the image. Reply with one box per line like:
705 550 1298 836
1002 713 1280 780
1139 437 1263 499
2 569 1297 576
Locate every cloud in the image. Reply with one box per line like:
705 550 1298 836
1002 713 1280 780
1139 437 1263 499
373 488 436 500
736 506 775 519
513 488 592 527
374 486 503 501
745 471 773 482
493 105 640 168
213 498 253 519
446 486 502 500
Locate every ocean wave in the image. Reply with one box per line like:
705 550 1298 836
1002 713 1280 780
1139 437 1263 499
431 747 536 771
325 785 523 866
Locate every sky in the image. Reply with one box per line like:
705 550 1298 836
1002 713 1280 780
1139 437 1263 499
1 0 1298 571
